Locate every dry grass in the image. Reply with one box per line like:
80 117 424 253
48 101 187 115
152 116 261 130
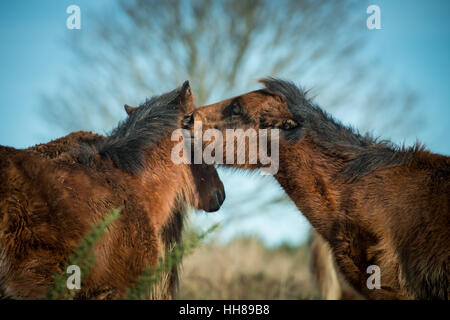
176 236 318 300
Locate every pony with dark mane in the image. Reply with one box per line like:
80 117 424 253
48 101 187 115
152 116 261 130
188 78 449 299
0 81 225 299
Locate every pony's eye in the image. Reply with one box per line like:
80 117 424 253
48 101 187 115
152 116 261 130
182 113 194 128
282 119 298 130
231 102 242 115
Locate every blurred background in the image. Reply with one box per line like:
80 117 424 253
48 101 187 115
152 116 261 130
1 0 449 298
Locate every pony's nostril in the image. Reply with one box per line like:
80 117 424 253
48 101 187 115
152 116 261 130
207 190 224 212
215 190 224 207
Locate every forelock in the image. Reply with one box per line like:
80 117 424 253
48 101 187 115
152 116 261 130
259 77 310 115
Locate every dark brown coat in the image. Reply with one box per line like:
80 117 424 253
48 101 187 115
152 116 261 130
190 78 449 299
25 131 181 299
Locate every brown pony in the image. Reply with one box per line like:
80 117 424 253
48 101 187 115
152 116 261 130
0 81 225 299
187 78 449 300
27 128 203 300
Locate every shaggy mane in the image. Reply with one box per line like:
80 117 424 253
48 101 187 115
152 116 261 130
75 86 184 174
260 77 425 179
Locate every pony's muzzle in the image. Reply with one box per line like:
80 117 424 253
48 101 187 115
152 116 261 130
208 189 225 212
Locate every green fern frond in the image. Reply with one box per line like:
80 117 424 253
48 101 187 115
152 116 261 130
124 223 220 300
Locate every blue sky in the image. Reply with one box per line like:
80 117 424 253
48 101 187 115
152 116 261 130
0 0 109 147
366 0 450 153
0 1 449 246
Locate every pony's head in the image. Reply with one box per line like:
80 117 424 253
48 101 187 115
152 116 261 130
187 80 297 133
183 78 299 171
121 81 225 212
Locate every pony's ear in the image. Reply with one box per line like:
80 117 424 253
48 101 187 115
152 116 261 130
124 104 137 116
261 88 287 104
178 80 195 113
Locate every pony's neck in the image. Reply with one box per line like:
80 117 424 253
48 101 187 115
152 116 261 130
282 80 422 180
275 137 346 237
275 123 420 242
138 137 192 233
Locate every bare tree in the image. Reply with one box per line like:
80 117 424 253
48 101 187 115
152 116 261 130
40 0 422 238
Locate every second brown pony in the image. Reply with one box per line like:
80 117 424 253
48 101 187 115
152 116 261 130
188 78 449 299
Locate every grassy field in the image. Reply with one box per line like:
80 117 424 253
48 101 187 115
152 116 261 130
176 236 318 300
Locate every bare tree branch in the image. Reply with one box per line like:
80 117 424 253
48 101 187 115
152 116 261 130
39 0 423 232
